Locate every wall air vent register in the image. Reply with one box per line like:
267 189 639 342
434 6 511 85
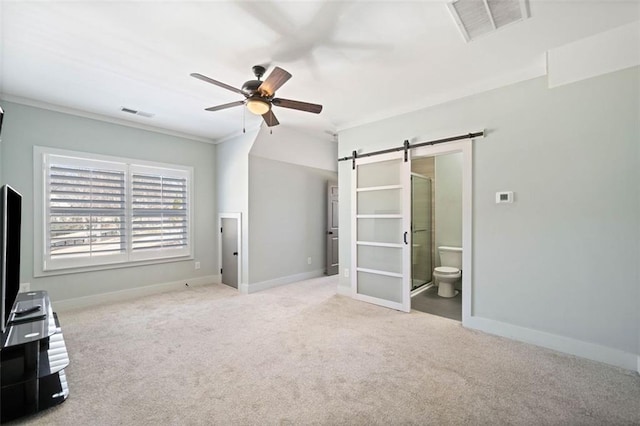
120 107 154 118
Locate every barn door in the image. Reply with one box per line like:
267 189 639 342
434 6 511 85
351 151 411 312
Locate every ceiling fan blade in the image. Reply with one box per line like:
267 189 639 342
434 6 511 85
258 67 291 97
204 100 245 112
272 98 323 114
262 109 280 127
191 73 244 96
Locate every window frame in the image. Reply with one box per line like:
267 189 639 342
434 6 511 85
34 146 194 276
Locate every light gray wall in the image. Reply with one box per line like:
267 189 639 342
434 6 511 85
0 101 6 183
0 137 3 184
216 125 337 289
250 126 337 172
248 155 337 285
338 66 639 359
0 101 217 302
215 129 258 286
434 152 463 261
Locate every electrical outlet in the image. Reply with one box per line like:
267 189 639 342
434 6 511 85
307 257 312 265
195 262 201 270
19 282 30 292
344 269 349 278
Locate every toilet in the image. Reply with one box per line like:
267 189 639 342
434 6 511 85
434 246 462 298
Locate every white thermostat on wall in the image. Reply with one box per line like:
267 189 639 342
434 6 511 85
495 191 514 204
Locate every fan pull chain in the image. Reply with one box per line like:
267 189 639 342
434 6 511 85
242 107 246 134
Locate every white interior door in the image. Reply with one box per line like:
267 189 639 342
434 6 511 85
221 217 238 289
352 151 411 312
218 213 241 290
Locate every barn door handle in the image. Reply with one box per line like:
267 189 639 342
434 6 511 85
403 232 408 245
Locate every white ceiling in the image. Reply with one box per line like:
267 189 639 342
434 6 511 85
1 1 638 143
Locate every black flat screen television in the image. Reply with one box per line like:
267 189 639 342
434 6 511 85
1 184 22 336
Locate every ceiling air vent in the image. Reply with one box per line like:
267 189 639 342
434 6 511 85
120 107 155 118
448 0 530 42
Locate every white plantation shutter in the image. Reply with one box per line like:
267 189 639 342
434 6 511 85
131 166 190 260
41 152 192 272
46 156 128 269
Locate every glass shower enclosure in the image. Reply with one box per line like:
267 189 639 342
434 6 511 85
411 174 432 290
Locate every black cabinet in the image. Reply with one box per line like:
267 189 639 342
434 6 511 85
1 291 69 423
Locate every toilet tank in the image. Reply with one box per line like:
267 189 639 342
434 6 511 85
438 246 462 269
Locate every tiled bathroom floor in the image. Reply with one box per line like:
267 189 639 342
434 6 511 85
411 286 462 321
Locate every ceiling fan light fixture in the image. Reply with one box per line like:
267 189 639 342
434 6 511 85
246 97 270 115
192 66 323 127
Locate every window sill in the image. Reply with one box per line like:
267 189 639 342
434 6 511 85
34 254 194 278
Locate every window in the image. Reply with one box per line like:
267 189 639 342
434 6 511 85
130 165 190 261
36 148 193 273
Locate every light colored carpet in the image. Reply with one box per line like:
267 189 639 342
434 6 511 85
19 276 640 425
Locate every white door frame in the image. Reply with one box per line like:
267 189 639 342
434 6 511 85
412 139 473 325
218 212 242 288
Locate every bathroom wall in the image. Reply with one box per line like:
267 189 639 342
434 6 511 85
434 152 463 264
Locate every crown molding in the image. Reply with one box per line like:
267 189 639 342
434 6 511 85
0 94 216 144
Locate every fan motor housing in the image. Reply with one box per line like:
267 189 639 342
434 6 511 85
241 80 262 96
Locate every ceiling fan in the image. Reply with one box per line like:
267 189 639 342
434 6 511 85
191 65 323 127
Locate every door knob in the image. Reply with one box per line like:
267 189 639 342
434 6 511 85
233 252 238 256
327 231 333 235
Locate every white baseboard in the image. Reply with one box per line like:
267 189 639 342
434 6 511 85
466 316 638 371
239 269 325 294
336 285 351 296
54 274 219 312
